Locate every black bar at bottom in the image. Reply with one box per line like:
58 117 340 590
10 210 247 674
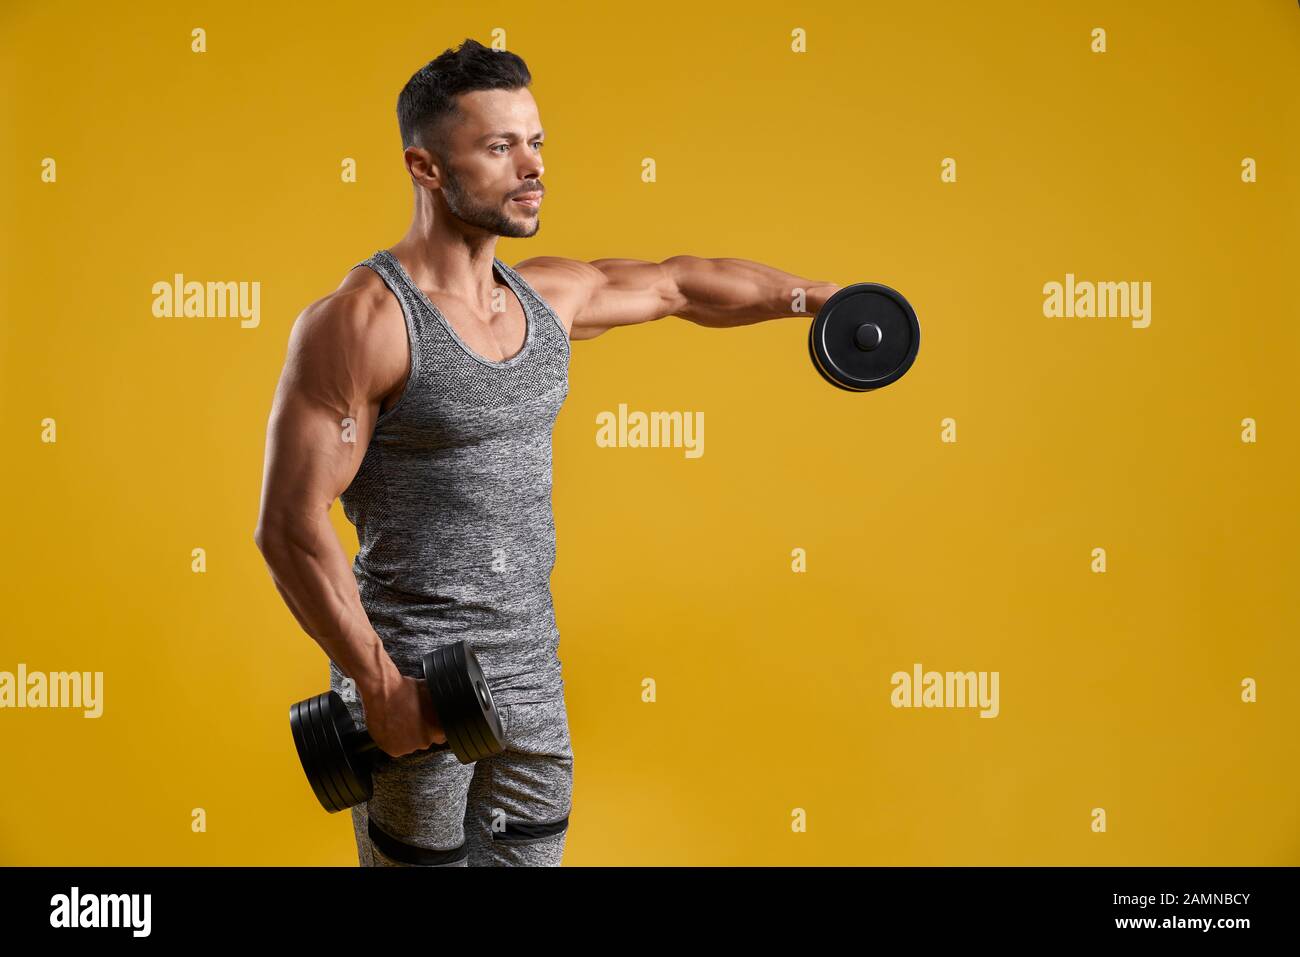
0 865 1288 942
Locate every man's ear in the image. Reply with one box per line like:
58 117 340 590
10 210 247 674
403 145 443 191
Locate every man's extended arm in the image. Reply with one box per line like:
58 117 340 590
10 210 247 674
517 255 839 340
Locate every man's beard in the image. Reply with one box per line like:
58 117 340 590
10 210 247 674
442 165 539 239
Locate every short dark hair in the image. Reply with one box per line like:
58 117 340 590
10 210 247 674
397 39 532 155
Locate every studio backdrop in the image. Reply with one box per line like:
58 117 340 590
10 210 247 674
1 0 1296 864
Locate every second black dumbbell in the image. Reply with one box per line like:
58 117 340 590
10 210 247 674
289 640 505 813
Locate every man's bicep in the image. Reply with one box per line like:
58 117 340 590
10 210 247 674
572 258 686 339
516 256 685 340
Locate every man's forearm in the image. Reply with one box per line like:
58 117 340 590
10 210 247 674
255 514 395 697
666 255 839 329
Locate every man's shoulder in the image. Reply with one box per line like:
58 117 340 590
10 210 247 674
294 262 404 346
280 263 408 391
512 256 605 337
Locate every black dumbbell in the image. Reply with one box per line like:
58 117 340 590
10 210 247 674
809 282 920 391
289 640 505 813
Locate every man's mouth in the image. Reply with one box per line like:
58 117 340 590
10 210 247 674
511 192 542 209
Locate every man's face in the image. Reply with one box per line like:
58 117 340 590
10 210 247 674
435 88 545 239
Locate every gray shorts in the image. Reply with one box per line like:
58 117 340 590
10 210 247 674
329 665 574 866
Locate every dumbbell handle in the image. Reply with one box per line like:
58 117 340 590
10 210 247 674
342 728 451 761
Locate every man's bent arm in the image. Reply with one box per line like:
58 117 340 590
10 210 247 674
253 292 406 699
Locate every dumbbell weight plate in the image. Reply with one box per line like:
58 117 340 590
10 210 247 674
809 282 920 391
323 692 374 808
290 691 373 813
289 692 350 813
422 642 505 763
424 642 503 761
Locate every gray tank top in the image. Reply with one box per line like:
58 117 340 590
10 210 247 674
336 248 570 707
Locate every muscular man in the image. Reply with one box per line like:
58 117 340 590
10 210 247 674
254 38 839 867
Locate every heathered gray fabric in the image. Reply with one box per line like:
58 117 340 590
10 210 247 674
325 248 574 866
334 248 571 708
343 696 574 867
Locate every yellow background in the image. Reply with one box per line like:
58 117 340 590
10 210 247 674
1 0 1297 865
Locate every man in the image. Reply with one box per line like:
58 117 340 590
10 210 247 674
254 38 839 867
